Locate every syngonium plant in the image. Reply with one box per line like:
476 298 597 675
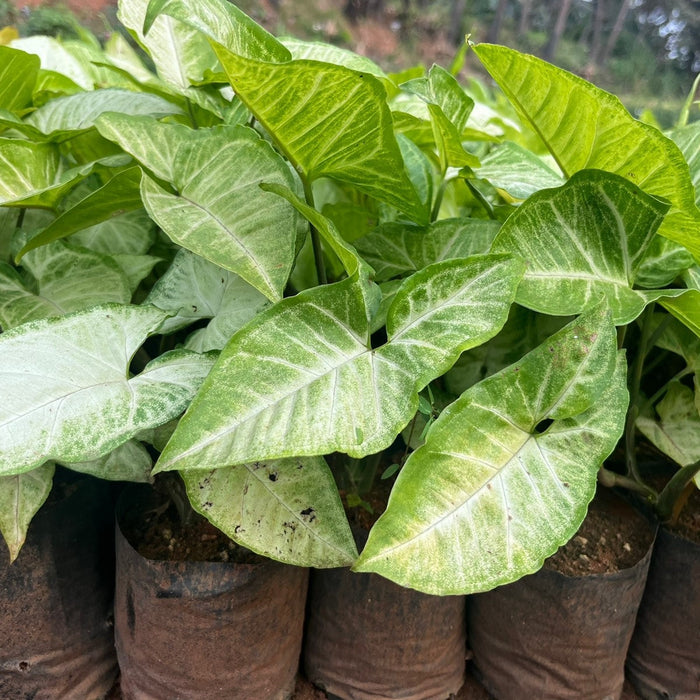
0 0 698 595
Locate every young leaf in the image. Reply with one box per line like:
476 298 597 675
96 116 301 301
145 248 271 349
660 291 700 339
213 47 427 223
183 457 358 568
0 140 60 206
473 44 700 261
491 169 680 324
0 304 215 476
155 255 523 473
63 439 152 482
667 121 700 208
355 308 627 594
0 463 54 563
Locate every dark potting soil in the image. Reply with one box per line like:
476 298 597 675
120 500 263 564
544 490 655 576
670 483 700 544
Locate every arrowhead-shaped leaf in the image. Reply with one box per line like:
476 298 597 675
156 254 523 472
0 139 60 206
668 121 700 208
473 43 700 260
0 304 215 476
0 240 131 328
213 47 426 223
355 308 628 594
96 116 300 301
183 456 357 568
145 249 271 350
63 440 153 482
0 463 54 563
492 169 681 324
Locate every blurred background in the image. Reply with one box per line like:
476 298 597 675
2 0 698 126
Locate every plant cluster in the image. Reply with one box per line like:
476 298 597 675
0 0 699 595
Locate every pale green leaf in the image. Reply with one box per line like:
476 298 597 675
213 47 426 223
356 218 500 281
398 133 435 215
63 439 152 482
145 248 271 349
355 309 627 594
0 240 131 328
0 46 39 113
282 38 386 79
156 255 523 472
635 236 694 289
0 139 60 206
0 304 215 476
183 456 357 567
112 254 162 294
26 88 182 137
144 0 290 63
120 0 220 89
16 167 144 259
475 141 564 200
10 36 93 90
96 116 300 301
0 463 54 563
492 169 679 324
474 43 700 260
72 208 156 256
637 382 700 468
653 314 700 370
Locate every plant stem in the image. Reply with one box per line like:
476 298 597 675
430 179 447 222
463 178 497 220
302 176 327 285
186 99 199 129
656 459 700 523
643 367 694 411
598 465 657 500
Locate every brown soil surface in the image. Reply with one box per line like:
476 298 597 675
669 482 700 544
545 489 656 576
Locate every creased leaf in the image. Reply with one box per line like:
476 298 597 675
156 255 523 472
355 307 627 594
183 456 357 567
63 439 152 482
0 304 214 476
96 116 300 301
0 45 39 113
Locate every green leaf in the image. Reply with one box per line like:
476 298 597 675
213 47 426 223
144 0 290 63
0 463 54 563
282 38 386 79
475 141 564 200
667 121 700 208
0 46 39 113
637 382 700 468
96 116 300 301
183 456 357 567
26 88 182 138
473 43 700 261
0 304 215 476
120 0 220 90
660 290 700 339
0 241 131 328
402 64 479 170
0 139 60 206
492 169 680 324
156 255 523 472
356 218 501 281
635 236 694 289
63 439 152 482
16 167 144 259
10 36 93 90
145 249 271 350
355 308 627 594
